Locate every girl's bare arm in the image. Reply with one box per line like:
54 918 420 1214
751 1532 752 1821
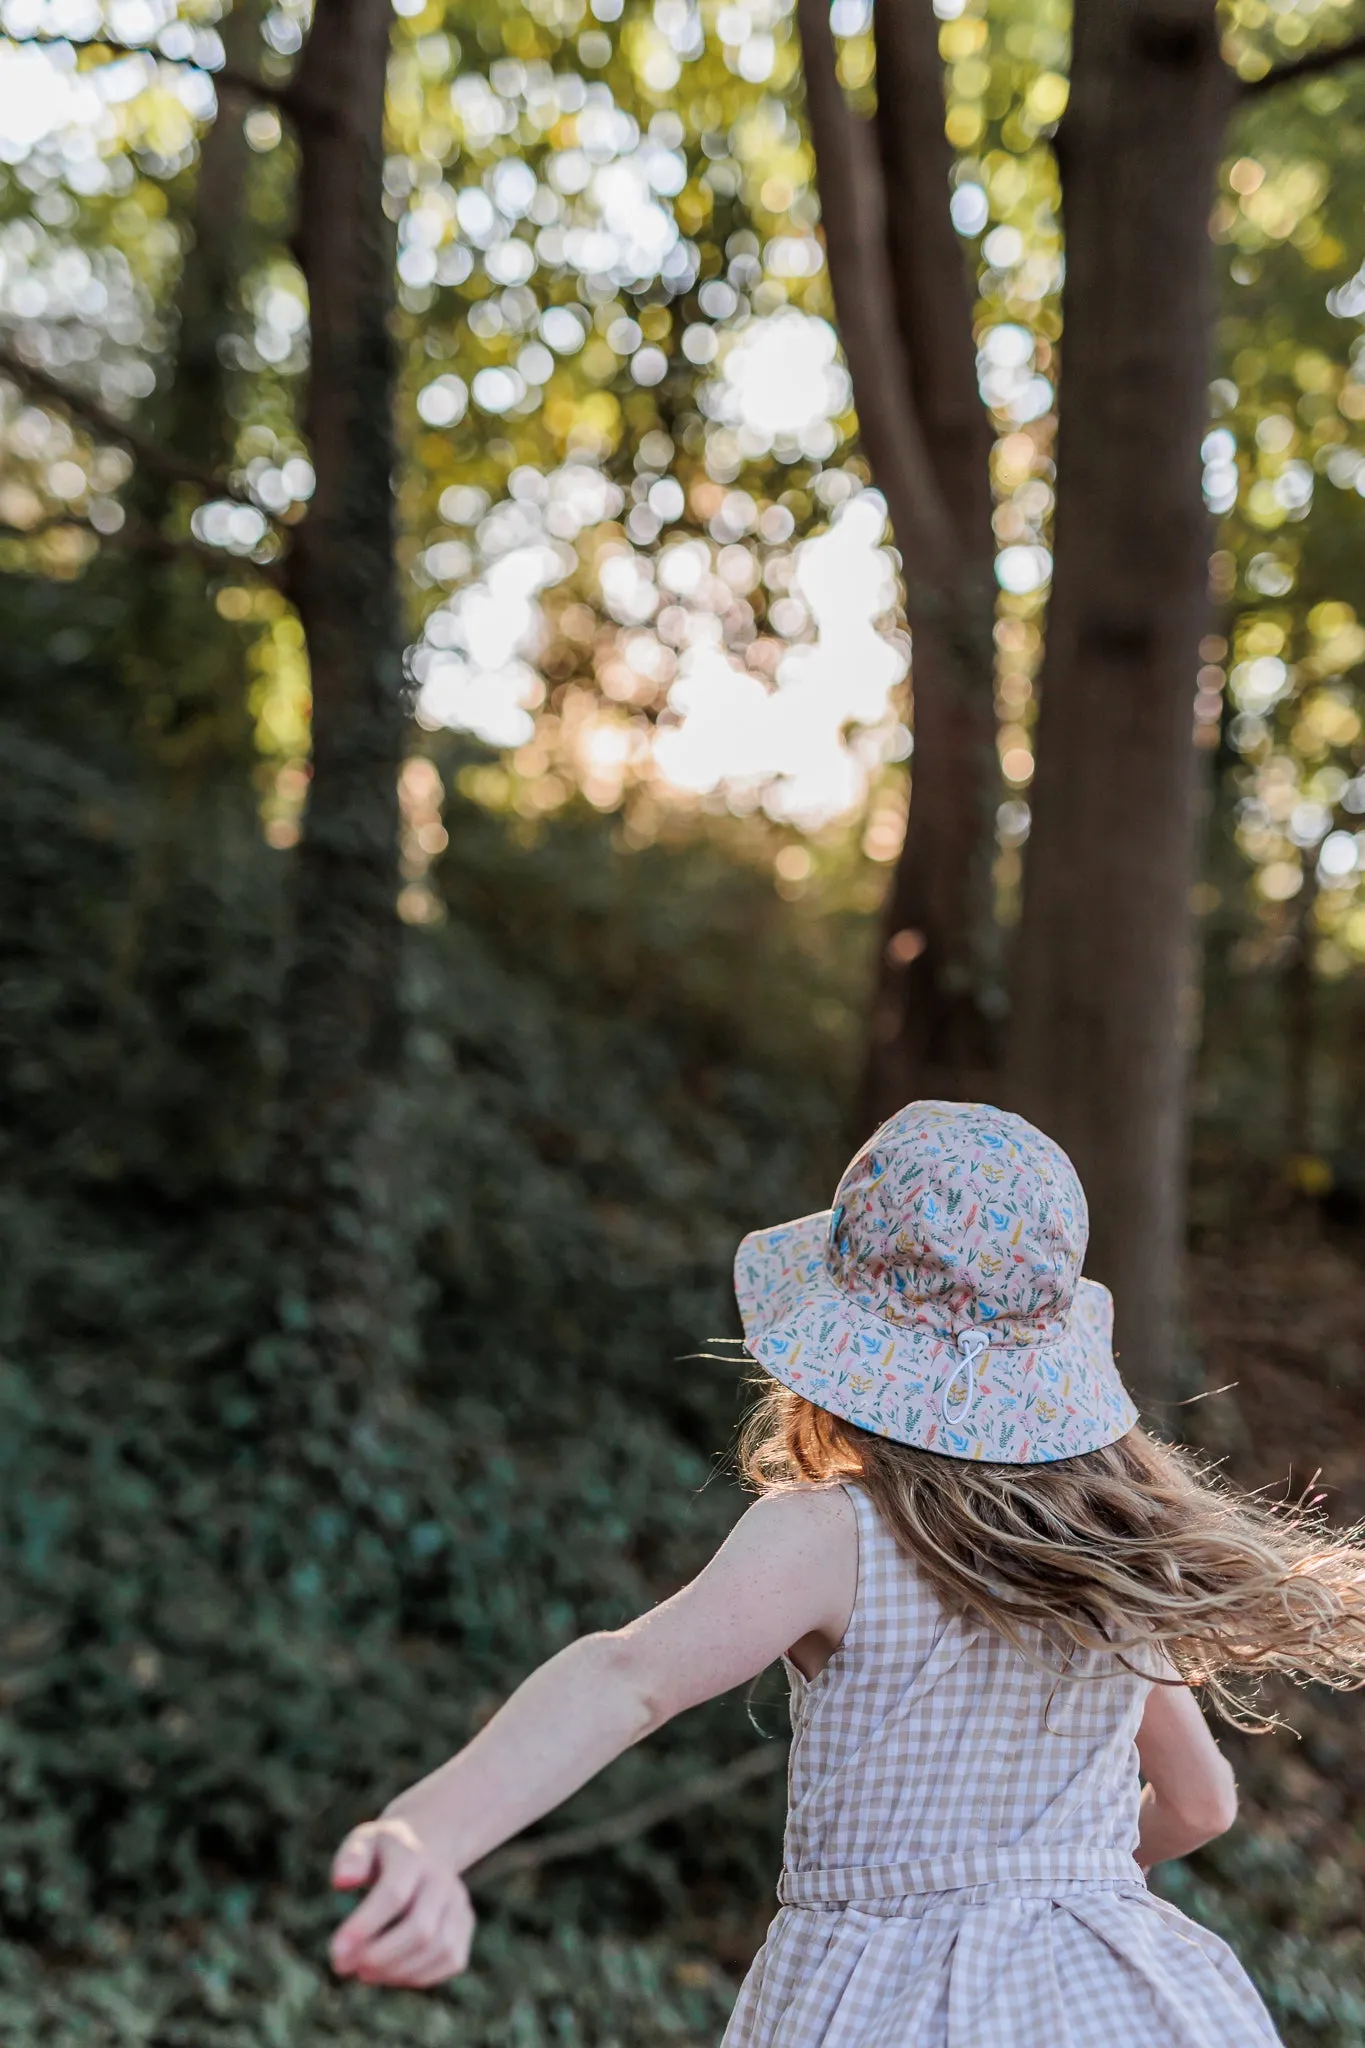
1134 1680 1238 1871
329 1487 857 1984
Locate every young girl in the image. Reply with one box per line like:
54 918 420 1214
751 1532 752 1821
329 1100 1365 2044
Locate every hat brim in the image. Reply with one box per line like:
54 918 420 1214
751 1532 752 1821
735 1211 1138 1465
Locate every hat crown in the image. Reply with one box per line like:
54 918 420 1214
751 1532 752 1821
825 1101 1089 1345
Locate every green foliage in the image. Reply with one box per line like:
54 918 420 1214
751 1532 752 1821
1157 1816 1365 2048
2 555 1364 2046
0 565 854 2038
0 1920 737 2047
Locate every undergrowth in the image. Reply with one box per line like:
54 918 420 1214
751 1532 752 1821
4 572 1365 2044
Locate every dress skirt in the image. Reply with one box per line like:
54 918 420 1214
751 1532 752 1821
722 1879 1281 2047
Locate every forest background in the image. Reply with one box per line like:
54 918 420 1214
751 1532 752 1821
5 0 1365 2040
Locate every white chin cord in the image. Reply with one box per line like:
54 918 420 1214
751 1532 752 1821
940 1328 991 1424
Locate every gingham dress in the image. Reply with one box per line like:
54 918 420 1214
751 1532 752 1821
723 1485 1282 2047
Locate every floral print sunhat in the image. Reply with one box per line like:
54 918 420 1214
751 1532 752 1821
735 1100 1138 1464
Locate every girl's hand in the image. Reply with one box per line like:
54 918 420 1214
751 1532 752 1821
329 1817 475 1988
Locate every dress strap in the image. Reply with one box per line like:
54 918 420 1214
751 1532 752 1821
778 1843 1140 1906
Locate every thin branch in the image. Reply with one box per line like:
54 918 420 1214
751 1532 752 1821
0 344 267 515
217 64 293 107
1 32 294 110
1241 30 1365 97
0 508 285 583
6 31 178 60
465 1745 785 1888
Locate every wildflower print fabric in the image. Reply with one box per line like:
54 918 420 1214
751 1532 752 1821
734 1100 1138 1463
722 1487 1283 2048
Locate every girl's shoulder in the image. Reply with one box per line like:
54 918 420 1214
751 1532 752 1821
742 1486 860 1683
737 1485 860 1620
742 1481 858 1550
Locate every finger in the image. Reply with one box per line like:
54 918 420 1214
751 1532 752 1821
329 1863 423 1970
352 1885 448 1979
331 1828 380 1892
362 1876 475 1988
405 1899 472 1988
395 1891 475 1990
332 1816 423 1891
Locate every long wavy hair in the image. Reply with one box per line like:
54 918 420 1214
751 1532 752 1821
739 1378 1365 1727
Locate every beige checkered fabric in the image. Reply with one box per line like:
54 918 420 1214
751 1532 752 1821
722 1485 1281 2047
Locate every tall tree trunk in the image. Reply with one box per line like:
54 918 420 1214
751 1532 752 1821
1007 0 1234 1405
165 0 266 480
797 0 1002 1129
110 0 268 1017
864 0 1002 1124
873 0 995 580
124 0 266 772
796 0 958 591
271 0 410 1393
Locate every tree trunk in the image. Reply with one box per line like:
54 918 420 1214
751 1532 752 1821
864 0 1003 1125
796 0 957 592
1006 0 1234 1405
165 0 266 480
110 0 269 1011
122 0 266 773
873 0 995 561
1285 865 1319 1165
796 0 1002 1130
271 0 410 1393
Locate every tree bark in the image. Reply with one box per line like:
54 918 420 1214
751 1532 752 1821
1006 0 1234 1405
1284 865 1319 1164
796 0 957 591
105 0 269 993
872 0 995 559
864 0 1003 1125
271 0 410 1391
796 0 1002 1130
164 0 266 480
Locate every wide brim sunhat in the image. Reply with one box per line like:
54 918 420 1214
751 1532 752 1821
734 1101 1139 1466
